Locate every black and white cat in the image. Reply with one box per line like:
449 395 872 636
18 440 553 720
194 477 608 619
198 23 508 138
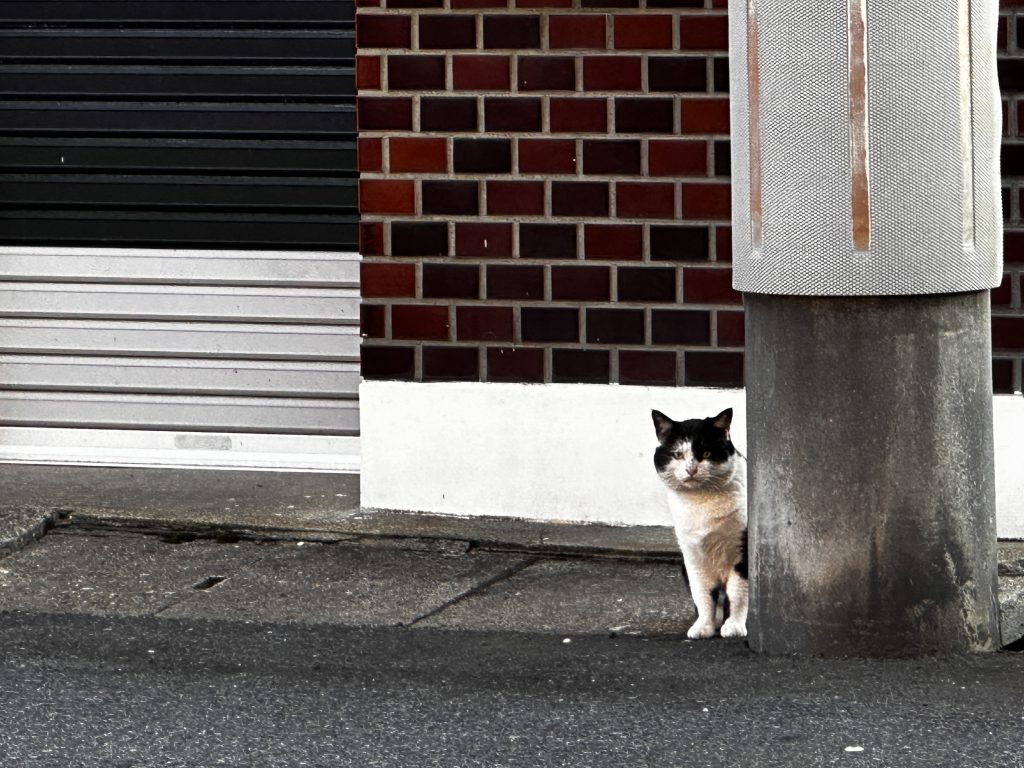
652 408 748 639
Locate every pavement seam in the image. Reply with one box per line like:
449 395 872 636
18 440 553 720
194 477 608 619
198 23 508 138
404 556 541 628
0 507 67 559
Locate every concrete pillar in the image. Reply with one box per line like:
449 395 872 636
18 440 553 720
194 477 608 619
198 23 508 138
745 292 1001 656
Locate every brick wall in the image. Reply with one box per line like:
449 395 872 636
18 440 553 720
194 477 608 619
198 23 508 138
358 0 1023 392
999 1 1024 394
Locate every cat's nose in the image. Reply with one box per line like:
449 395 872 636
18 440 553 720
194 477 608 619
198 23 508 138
686 463 699 476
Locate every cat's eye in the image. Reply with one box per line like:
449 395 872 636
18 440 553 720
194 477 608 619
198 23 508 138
702 451 711 459
673 451 685 460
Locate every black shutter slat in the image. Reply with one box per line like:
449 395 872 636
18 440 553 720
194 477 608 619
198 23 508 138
0 31 356 63
0 2 355 27
0 211 359 249
0 1 357 251
0 139 357 176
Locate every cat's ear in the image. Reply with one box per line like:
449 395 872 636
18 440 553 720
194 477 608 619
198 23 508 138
712 408 733 436
652 410 674 442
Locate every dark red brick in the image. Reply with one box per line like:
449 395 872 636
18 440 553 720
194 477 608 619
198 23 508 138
681 183 731 219
586 308 644 344
356 55 381 90
453 55 511 90
549 15 607 49
713 57 729 92
455 222 514 257
517 0 573 7
487 264 545 300
680 14 728 50
583 139 641 175
360 221 384 256
550 97 609 133
552 349 610 384
552 182 609 217
453 0 506 7
359 179 415 214
614 15 673 49
616 182 675 218
419 15 477 49
388 0 443 8
681 98 731 134
518 56 576 91
457 307 515 342
357 15 412 48
423 346 480 381
651 309 711 345
713 140 731 177
453 138 513 173
487 181 545 215
487 347 545 383
619 350 677 386
1005 231 1024 263
387 55 446 90
992 316 1024 349
361 346 415 380
522 307 580 342
582 0 638 7
358 137 383 172
584 224 642 260
519 138 578 174
648 139 707 176
422 181 480 215
358 97 413 131
617 266 677 302
551 265 611 301
420 97 478 132
716 310 745 346
391 221 449 256
583 56 642 90
361 262 416 298
360 304 386 339
715 226 732 261
485 98 543 131
650 225 709 261
683 267 740 304
484 15 541 48
685 351 743 387
993 358 1014 393
389 137 447 173
392 305 451 341
648 56 708 92
991 273 1012 306
422 263 480 299
520 223 578 258
615 98 675 133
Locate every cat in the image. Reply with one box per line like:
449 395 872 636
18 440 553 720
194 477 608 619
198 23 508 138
652 408 748 639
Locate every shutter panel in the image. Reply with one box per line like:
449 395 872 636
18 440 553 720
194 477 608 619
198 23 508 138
0 3 360 470
0 0 356 249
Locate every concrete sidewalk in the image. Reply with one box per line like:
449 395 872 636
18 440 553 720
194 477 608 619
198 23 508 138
0 463 1022 647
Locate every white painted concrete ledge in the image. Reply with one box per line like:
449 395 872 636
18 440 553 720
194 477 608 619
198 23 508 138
360 381 1024 539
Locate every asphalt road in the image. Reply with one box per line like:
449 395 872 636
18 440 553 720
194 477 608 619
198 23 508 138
1 610 1022 768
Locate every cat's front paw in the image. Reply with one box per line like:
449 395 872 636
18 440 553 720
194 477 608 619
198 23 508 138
686 619 717 640
720 618 747 638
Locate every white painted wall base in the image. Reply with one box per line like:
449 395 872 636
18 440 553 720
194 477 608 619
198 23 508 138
0 427 359 473
360 381 1024 538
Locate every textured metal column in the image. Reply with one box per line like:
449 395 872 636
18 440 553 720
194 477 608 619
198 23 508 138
745 293 1000 656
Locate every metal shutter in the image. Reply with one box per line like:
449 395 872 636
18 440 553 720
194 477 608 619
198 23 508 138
0 2 359 471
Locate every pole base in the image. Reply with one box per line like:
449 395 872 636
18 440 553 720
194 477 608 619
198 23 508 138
745 292 1000 657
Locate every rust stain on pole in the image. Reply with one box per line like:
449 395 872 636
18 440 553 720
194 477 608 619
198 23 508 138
747 0 763 252
960 0 976 250
849 0 871 252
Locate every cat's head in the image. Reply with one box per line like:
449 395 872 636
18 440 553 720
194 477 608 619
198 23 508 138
652 408 737 491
